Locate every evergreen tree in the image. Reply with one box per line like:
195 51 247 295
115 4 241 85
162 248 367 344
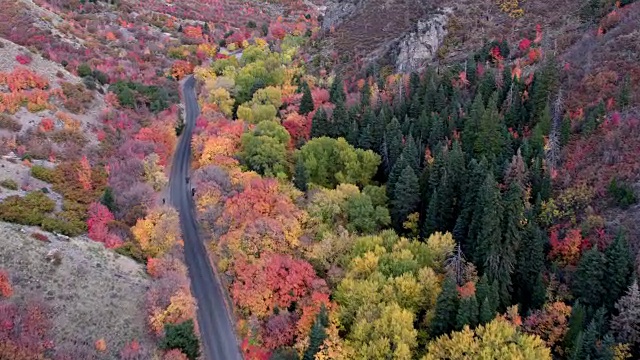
293 157 308 192
476 274 497 325
573 248 606 309
513 218 546 313
160 319 200 360
417 111 431 142
385 117 403 172
423 189 439 237
329 74 346 104
456 295 479 330
346 119 359 146
434 85 447 112
530 56 559 123
474 92 506 161
499 66 513 108
603 233 633 309
303 306 329 360
428 113 445 150
358 124 373 150
564 301 586 355
372 107 390 152
475 174 503 268
299 81 314 115
310 108 328 138
391 166 421 229
331 101 349 138
618 75 631 110
431 277 459 337
478 69 496 105
100 187 116 212
403 135 421 173
423 78 438 114
560 115 571 146
387 154 408 202
462 93 484 154
435 170 456 232
361 80 371 108
455 158 488 255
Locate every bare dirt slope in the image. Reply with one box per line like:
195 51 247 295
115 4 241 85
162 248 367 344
0 221 154 357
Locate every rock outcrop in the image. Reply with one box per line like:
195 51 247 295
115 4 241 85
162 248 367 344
393 8 452 72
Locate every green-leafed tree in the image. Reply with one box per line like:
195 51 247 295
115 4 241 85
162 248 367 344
456 295 479 330
604 232 633 310
299 81 314 115
390 166 420 229
430 277 459 338
160 319 200 360
573 248 606 309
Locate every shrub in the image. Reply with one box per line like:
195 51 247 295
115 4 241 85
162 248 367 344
41 216 85 237
247 20 257 28
92 70 109 85
114 241 146 263
0 179 19 190
160 320 200 360
608 178 637 209
0 114 22 131
31 232 49 242
31 165 56 183
0 191 55 225
61 82 94 114
77 63 92 77
15 53 32 65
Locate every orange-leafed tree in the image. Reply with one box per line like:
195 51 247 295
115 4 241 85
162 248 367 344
523 302 572 356
77 155 93 191
132 206 182 258
218 178 306 257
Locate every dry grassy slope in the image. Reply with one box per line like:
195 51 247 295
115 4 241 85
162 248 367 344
0 221 154 357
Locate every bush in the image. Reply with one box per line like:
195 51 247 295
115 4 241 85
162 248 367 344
92 70 109 85
0 192 55 225
61 82 94 114
0 114 22 131
31 165 56 183
247 20 257 28
160 320 201 360
608 178 637 209
114 241 146 263
15 53 32 65
41 216 85 237
0 179 19 190
77 63 92 77
31 232 49 242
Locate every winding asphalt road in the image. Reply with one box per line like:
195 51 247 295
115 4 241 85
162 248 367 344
169 76 243 360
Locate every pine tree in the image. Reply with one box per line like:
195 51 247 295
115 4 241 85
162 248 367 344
456 158 488 255
332 101 349 138
329 74 346 104
303 305 329 360
385 117 403 172
387 154 408 202
391 166 420 229
604 233 633 309
560 115 571 146
499 66 513 108
403 135 420 173
361 80 371 108
456 295 479 330
530 56 559 124
423 189 439 237
462 93 484 154
310 108 328 138
293 157 308 192
299 81 314 115
564 301 586 355
474 92 506 161
573 248 606 309
513 218 546 313
478 69 497 105
431 277 459 337
346 119 359 146
475 174 503 268
428 113 445 150
100 187 116 212
475 274 498 325
358 124 373 150
160 319 200 360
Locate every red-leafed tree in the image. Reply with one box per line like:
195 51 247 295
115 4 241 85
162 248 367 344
262 312 298 350
230 254 328 318
87 202 122 248
0 270 12 298
549 229 582 266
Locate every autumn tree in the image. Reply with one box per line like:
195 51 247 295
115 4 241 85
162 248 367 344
0 270 12 298
423 316 552 360
132 206 181 258
523 302 572 356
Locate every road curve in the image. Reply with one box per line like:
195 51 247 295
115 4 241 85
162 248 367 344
169 76 243 360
